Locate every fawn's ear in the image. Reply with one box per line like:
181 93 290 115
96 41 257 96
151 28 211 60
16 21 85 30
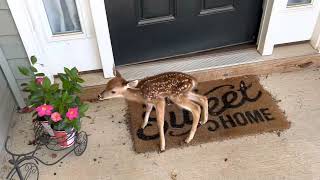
115 70 122 78
127 80 139 88
113 66 122 78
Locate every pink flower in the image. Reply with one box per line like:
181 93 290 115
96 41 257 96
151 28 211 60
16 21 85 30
35 77 44 85
51 112 62 122
66 107 79 120
35 104 53 117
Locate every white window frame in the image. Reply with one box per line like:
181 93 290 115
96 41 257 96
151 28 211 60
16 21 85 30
38 0 92 42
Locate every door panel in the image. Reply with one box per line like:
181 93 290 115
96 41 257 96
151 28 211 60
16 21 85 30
140 0 171 18
200 0 235 15
137 0 176 25
202 0 234 10
105 0 263 65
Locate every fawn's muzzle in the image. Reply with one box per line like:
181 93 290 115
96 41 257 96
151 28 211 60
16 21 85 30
98 94 103 100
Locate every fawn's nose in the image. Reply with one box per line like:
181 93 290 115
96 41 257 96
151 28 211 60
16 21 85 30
98 94 102 100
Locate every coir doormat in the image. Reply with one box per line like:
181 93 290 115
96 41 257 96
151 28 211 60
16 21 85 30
127 76 290 153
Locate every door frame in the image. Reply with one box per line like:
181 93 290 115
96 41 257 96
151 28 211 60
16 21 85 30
7 0 320 79
257 0 320 55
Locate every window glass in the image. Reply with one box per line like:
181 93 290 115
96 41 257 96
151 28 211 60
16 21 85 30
287 0 312 7
43 0 82 35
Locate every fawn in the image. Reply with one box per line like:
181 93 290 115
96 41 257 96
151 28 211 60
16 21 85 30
98 70 208 151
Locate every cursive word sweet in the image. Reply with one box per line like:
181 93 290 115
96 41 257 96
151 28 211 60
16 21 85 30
204 81 262 116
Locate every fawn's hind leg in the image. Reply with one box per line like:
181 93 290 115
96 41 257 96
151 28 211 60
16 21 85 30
170 95 201 143
155 99 166 151
186 92 208 125
142 103 153 129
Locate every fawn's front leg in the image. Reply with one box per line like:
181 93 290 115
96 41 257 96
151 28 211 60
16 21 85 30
141 103 153 129
155 99 166 152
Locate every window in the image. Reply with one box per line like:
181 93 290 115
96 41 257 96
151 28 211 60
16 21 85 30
287 0 312 7
42 0 82 35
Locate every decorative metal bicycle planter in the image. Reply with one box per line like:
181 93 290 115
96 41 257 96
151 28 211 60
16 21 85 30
5 121 88 180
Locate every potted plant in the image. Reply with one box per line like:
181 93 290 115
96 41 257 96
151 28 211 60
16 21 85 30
19 56 88 147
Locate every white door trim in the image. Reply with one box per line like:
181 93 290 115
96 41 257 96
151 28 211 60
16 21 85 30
89 0 115 78
257 0 320 55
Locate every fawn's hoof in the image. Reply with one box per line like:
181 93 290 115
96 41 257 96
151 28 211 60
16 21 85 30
185 138 192 144
141 124 147 129
160 147 165 152
200 120 208 125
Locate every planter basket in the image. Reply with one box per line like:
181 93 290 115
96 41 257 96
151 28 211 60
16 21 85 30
53 129 76 148
40 121 55 137
33 120 77 148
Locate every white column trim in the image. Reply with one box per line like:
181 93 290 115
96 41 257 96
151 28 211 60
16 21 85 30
257 0 276 55
311 12 320 52
89 0 115 78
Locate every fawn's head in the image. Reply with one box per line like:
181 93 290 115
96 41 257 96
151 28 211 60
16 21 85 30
98 70 138 100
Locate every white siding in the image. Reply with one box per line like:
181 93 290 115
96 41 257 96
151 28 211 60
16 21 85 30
0 67 15 151
0 0 29 150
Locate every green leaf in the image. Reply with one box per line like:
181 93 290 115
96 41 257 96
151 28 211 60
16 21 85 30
69 119 80 131
58 73 68 81
76 78 85 83
74 123 80 131
28 81 38 91
54 121 66 131
62 91 69 101
42 77 51 90
64 67 72 77
30 56 37 65
79 104 89 113
70 67 78 78
73 84 82 93
32 111 37 117
20 83 28 87
29 95 42 103
30 66 37 73
50 84 59 92
18 67 30 76
65 96 74 104
75 96 81 105
22 87 31 92
35 73 45 77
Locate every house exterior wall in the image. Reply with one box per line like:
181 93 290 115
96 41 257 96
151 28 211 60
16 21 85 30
0 0 30 89
0 0 29 150
0 67 15 151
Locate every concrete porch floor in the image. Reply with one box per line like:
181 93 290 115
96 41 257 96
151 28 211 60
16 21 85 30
1 67 320 180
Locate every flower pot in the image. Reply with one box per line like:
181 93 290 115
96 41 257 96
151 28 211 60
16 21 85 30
35 117 55 137
53 129 76 148
40 121 55 137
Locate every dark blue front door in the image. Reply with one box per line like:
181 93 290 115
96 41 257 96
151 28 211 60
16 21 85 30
105 0 263 65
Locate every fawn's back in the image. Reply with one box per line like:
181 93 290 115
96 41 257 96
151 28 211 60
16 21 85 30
137 72 196 100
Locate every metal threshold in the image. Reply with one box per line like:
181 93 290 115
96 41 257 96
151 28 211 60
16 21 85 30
79 42 318 87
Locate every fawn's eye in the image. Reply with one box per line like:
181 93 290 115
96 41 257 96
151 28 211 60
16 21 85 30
111 91 116 94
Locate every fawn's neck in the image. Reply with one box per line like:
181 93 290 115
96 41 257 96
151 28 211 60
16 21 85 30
123 88 145 103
